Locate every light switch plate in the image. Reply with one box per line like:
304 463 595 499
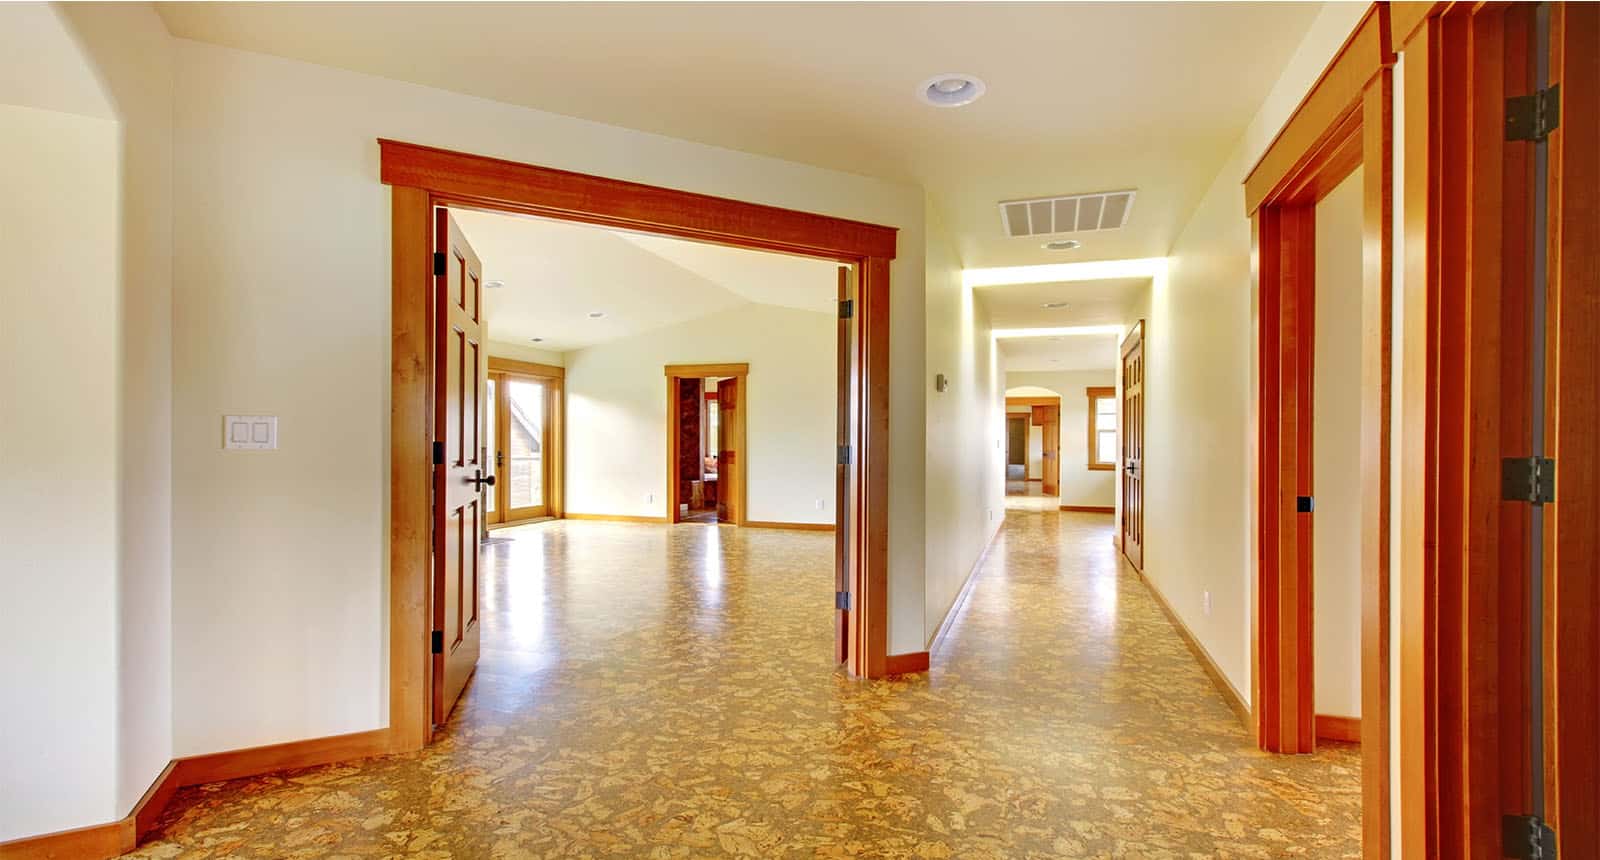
224 415 278 450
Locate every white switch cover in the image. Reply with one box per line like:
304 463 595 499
224 415 278 450
815 499 825 510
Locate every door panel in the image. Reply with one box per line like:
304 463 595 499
1121 321 1145 570
1034 404 1061 496
433 210 485 725
716 377 742 524
835 266 856 664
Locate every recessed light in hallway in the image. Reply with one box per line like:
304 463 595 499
131 515 1359 857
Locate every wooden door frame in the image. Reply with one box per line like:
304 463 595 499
1004 396 1059 485
1393 2 1600 856
487 356 565 525
383 140 897 749
1242 3 1393 857
664 363 748 525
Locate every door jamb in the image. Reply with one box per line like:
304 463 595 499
1242 4 1393 858
382 141 898 749
665 363 748 525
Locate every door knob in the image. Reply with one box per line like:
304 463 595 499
467 470 496 489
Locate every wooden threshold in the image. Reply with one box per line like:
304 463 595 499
743 520 834 532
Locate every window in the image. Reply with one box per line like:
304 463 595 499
1087 386 1117 471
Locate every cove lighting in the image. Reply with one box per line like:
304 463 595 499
992 325 1124 339
963 256 1168 288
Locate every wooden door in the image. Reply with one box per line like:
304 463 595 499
1121 321 1145 570
432 210 486 725
1035 405 1060 495
716 377 743 524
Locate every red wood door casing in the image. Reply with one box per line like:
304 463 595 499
432 210 486 725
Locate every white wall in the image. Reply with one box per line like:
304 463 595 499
488 340 565 367
922 201 1004 649
0 2 174 841
0 101 122 843
1313 169 1364 719
1007 371 1118 508
562 302 835 525
1134 1 1372 703
169 35 932 754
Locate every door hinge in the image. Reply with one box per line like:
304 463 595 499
433 251 447 277
838 299 854 319
1502 456 1555 504
1503 814 1557 860
430 630 444 654
1296 495 1315 513
835 590 852 611
432 440 445 466
837 445 852 465
1507 85 1561 142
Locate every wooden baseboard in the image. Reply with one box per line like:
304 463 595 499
1059 504 1114 514
0 730 392 859
927 522 1003 654
1133 562 1252 729
884 651 930 675
172 728 391 786
1316 714 1361 744
742 520 834 531
564 513 670 524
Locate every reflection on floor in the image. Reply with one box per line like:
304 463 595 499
681 508 720 524
134 515 1360 857
1005 479 1061 512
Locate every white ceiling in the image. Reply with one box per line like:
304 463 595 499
451 209 837 352
978 276 1149 329
999 333 1121 372
156 2 1323 269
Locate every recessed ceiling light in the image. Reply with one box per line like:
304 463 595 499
917 74 986 108
530 337 544 343
484 279 505 289
1042 301 1070 310
587 311 606 319
1042 240 1082 251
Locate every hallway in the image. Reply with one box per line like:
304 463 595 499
134 514 1360 857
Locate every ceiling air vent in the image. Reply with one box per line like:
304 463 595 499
999 189 1137 238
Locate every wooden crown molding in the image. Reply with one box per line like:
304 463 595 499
488 356 564 379
663 363 749 378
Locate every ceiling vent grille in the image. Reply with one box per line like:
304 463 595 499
999 190 1136 238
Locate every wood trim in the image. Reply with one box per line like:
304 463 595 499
927 522 1003 653
0 818 129 860
1060 505 1114 514
743 520 834 532
564 513 671 524
1003 396 1060 408
1317 714 1363 744
1247 8 1394 857
488 356 563 379
1244 3 1395 214
662 362 748 378
0 728 390 859
1136 561 1251 728
171 729 391 787
384 143 896 708
1086 385 1116 470
379 140 898 261
389 184 433 752
487 515 555 530
884 651 930 676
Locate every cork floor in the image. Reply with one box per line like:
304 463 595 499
133 507 1361 858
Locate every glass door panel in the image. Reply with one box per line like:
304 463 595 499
485 377 499 521
505 377 547 518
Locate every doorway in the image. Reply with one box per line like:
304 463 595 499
383 140 898 745
666 365 747 526
486 357 564 526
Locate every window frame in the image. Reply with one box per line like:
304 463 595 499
1086 386 1117 471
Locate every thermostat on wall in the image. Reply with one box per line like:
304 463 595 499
224 415 278 450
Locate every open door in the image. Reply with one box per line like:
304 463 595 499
432 210 487 725
716 377 744 524
1121 321 1145 570
1036 405 1060 496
